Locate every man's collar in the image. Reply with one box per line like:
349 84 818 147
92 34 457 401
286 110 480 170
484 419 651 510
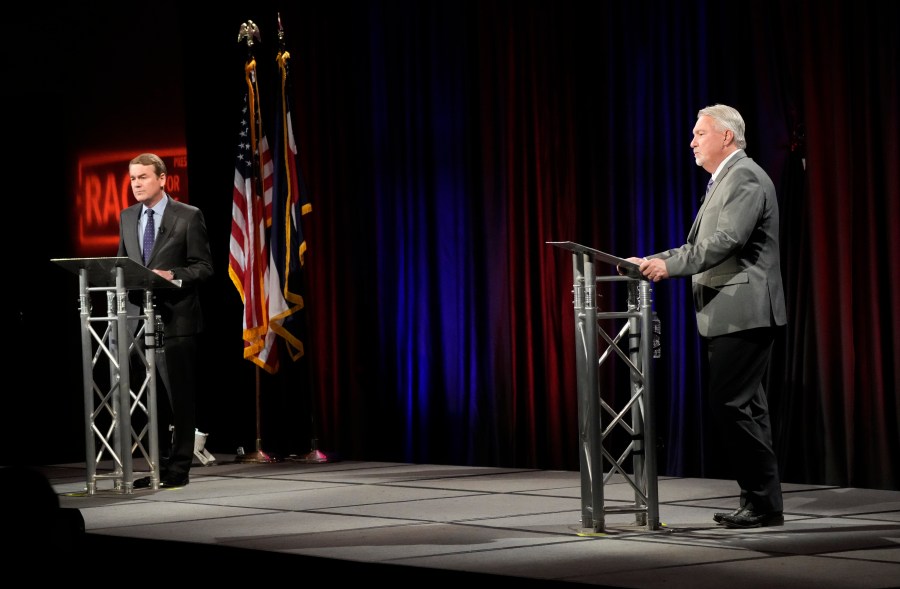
712 149 744 180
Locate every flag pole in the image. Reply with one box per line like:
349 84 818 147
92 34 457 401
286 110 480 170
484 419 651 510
269 13 329 464
292 286 328 464
236 364 280 463
234 19 280 464
290 235 326 463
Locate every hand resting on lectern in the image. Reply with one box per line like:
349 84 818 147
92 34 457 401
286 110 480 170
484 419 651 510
618 256 668 282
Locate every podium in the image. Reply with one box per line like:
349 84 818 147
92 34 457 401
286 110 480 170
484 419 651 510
547 242 660 532
53 257 181 494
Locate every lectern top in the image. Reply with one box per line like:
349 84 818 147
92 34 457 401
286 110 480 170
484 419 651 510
51 256 181 289
546 241 642 277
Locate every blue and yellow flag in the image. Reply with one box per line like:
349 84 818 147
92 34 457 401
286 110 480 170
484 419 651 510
269 23 313 362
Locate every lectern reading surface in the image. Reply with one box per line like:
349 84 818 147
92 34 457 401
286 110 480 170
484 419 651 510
52 256 182 289
545 241 642 278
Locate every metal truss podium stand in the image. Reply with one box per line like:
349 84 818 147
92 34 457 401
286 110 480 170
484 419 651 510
53 257 180 494
548 242 660 532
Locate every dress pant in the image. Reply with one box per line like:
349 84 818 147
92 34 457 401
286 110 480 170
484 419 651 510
703 326 783 513
156 334 198 478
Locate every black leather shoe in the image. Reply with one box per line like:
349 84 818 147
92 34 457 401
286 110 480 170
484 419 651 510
722 507 784 528
133 476 153 489
713 505 746 524
161 474 189 488
132 474 189 489
159 474 191 489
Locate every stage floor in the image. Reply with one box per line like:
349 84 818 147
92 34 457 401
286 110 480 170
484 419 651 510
23 458 900 587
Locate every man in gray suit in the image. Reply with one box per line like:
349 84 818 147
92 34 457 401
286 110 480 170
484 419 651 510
628 104 786 528
118 153 214 488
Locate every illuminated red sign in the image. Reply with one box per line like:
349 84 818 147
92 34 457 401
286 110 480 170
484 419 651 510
74 148 189 256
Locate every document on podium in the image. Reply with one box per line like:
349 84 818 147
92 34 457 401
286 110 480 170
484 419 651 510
546 241 642 278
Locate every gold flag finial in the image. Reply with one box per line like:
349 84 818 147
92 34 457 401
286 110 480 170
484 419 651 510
276 13 286 50
237 20 261 48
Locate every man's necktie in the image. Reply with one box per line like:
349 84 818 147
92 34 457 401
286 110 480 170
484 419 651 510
704 177 714 201
142 209 155 265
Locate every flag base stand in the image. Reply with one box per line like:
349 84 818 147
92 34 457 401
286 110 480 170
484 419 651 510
235 440 282 463
288 439 332 463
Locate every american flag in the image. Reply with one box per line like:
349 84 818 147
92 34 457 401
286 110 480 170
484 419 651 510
228 60 278 373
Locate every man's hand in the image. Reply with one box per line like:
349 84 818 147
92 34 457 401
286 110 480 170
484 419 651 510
638 258 668 282
152 269 176 281
618 256 644 276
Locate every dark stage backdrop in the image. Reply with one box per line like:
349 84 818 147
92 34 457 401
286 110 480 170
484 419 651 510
9 1 897 490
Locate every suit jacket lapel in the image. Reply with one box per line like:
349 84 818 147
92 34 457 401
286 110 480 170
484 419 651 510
123 206 143 263
686 150 745 243
687 182 717 243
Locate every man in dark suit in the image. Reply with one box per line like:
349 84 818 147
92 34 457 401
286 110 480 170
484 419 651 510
118 153 214 488
627 104 786 528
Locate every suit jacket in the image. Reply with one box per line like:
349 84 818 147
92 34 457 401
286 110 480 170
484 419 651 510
118 196 214 337
651 150 787 337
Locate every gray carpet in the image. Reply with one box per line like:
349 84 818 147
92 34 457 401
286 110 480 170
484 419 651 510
8 459 899 588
